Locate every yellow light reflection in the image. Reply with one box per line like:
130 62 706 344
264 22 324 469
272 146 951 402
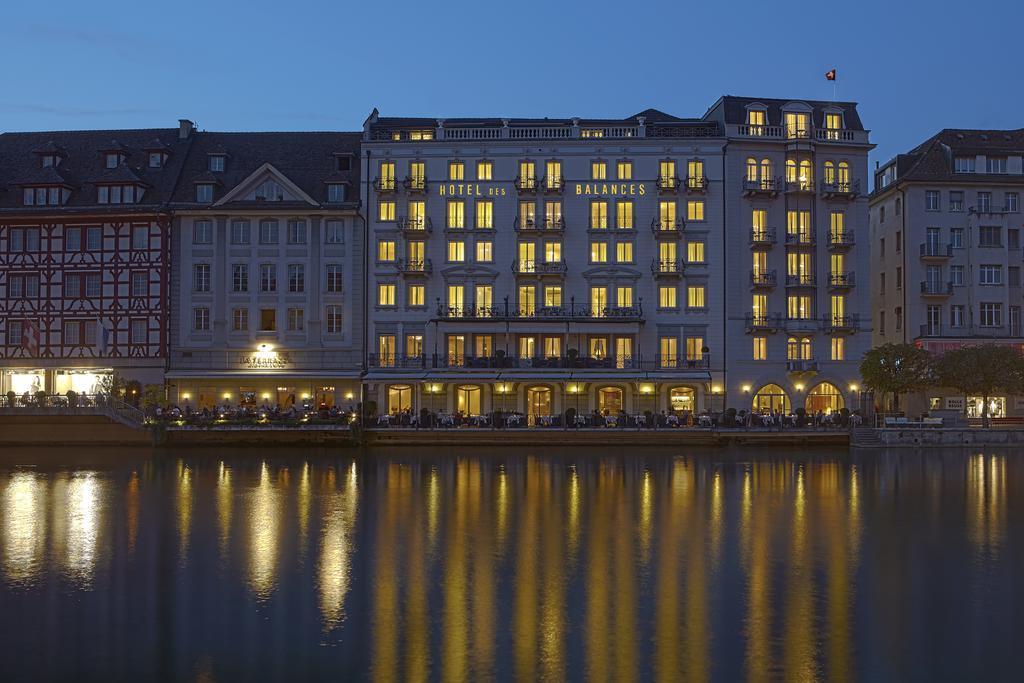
64 471 107 588
317 462 358 631
2 471 46 585
246 462 280 600
217 462 232 560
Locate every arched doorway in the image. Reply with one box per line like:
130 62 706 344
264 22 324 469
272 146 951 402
598 386 623 415
457 385 481 415
387 385 412 414
527 386 552 425
669 386 695 413
805 382 844 414
753 384 791 414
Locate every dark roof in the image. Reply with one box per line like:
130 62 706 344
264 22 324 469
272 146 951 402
705 95 865 131
873 128 1024 193
0 128 192 212
170 131 361 208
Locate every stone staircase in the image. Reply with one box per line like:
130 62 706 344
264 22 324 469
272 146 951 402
851 427 882 447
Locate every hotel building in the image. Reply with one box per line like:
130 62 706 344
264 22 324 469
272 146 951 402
871 128 1024 417
166 130 363 410
0 124 191 397
361 97 873 420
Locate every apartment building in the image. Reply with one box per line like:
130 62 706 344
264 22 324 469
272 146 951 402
871 128 1024 416
166 130 364 410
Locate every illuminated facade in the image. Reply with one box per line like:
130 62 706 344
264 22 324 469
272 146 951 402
0 125 190 396
166 131 363 410
361 97 872 418
871 128 1024 416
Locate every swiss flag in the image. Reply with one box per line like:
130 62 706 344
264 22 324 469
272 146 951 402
22 319 40 356
825 68 837 81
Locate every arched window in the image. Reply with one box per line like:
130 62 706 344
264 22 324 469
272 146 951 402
823 160 836 185
759 159 772 188
838 161 850 189
457 385 481 415
388 385 412 414
785 159 797 182
799 160 813 189
670 387 695 413
746 157 758 182
753 384 791 414
598 387 623 414
805 382 845 414
786 337 812 360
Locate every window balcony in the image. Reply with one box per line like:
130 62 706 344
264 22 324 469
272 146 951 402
827 231 855 250
786 273 816 288
373 177 397 193
403 175 427 193
540 176 564 193
652 258 684 277
749 270 777 289
822 315 859 334
784 232 815 247
398 216 433 234
370 353 710 371
814 128 861 143
920 242 953 259
656 175 681 193
786 358 818 373
685 176 708 193
396 258 432 276
917 323 1024 339
515 175 538 193
512 260 567 276
651 217 684 236
920 281 953 297
744 314 781 333
784 179 815 194
368 353 429 369
749 228 777 247
742 177 781 197
821 179 860 199
435 299 643 322
785 317 819 334
828 271 856 289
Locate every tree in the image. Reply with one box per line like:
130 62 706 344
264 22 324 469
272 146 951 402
859 343 933 413
932 344 1024 427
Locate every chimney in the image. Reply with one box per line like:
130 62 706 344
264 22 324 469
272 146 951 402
178 119 195 140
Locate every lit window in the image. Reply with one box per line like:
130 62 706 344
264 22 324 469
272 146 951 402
544 241 562 263
591 161 607 180
746 109 766 134
831 337 845 361
686 337 704 360
408 285 425 307
687 241 705 263
378 162 396 190
475 240 493 262
447 200 465 229
616 286 633 307
616 241 633 263
476 200 493 229
377 240 396 262
660 337 678 367
659 286 676 308
545 161 562 188
449 162 464 180
378 283 396 306
477 161 493 180
544 285 562 307
590 241 608 263
687 285 706 308
616 201 633 229
687 200 704 221
590 201 608 229
378 200 396 222
617 161 632 180
447 240 465 262
753 336 767 360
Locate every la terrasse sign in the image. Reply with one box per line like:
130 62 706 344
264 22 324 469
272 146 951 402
238 352 292 370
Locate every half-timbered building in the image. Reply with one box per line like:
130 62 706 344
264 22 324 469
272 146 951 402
0 121 193 397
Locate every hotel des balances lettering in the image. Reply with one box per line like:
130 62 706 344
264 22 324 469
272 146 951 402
361 97 873 421
0 124 192 398
166 130 363 411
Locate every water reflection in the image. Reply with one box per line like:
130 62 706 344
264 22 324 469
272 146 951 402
1 448 1022 680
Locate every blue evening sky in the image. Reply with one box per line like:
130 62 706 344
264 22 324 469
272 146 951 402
1 0 1021 171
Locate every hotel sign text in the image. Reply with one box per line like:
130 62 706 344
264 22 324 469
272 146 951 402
576 183 647 196
238 352 293 370
438 183 508 196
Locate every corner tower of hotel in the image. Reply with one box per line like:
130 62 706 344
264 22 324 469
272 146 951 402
870 128 1024 417
361 96 873 419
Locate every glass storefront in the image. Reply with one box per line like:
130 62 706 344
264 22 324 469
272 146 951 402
967 396 1005 418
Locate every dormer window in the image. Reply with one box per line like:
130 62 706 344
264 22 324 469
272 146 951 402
327 183 346 203
105 153 123 169
148 152 166 168
23 186 64 206
251 179 284 202
97 184 143 204
746 108 767 135
954 157 976 174
784 112 811 139
196 183 214 203
209 155 226 172
41 155 58 168
825 112 843 131
336 155 352 171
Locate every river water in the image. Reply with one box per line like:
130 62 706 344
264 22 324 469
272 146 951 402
0 446 1019 682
